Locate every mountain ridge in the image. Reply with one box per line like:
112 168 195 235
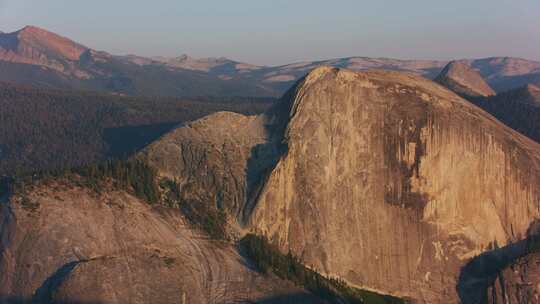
1 25 540 97
0 26 275 96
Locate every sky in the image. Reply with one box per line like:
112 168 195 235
0 0 539 66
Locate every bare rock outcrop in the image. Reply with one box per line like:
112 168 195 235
0 182 321 304
435 61 496 98
139 111 280 224
247 67 540 302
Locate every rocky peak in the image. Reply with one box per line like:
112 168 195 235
16 25 87 60
18 25 50 35
0 25 88 66
435 60 496 98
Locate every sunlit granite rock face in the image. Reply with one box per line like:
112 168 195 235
139 111 278 226
248 67 540 302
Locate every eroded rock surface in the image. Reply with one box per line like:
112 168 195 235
0 182 321 304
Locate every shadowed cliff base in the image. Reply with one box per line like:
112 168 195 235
254 292 330 304
32 261 83 304
457 234 540 304
240 234 406 304
0 293 325 304
0 295 102 304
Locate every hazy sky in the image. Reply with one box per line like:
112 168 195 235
0 0 539 66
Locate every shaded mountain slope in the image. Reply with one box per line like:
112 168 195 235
471 84 540 143
508 83 540 107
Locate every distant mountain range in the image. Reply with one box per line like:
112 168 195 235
1 25 540 97
0 26 274 97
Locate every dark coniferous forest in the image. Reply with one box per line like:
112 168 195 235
0 82 273 176
471 92 540 143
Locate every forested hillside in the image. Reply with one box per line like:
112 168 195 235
0 83 273 175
